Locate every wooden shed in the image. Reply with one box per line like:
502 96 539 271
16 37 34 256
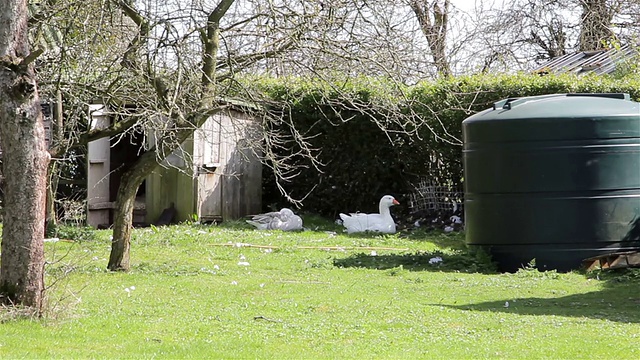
86 105 262 227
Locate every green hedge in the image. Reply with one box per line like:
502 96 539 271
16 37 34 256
254 73 640 218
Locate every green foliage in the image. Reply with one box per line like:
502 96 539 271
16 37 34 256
253 76 410 217
513 259 562 280
587 267 640 282
54 224 96 242
44 221 57 238
253 73 640 216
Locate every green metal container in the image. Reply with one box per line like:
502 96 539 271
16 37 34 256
463 93 640 272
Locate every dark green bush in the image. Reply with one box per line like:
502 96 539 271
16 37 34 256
253 73 640 218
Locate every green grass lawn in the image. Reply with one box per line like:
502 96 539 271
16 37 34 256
2 217 640 359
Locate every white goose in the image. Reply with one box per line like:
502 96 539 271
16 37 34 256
246 208 303 231
339 195 400 234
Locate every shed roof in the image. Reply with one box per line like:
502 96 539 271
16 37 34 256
532 44 637 76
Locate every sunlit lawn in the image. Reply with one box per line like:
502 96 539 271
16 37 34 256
1 216 639 359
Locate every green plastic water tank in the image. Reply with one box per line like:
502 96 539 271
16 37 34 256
463 93 640 272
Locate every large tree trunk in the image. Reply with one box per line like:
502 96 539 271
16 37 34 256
0 0 50 308
579 0 615 51
107 151 158 271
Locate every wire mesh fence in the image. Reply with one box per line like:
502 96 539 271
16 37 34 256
407 178 463 215
404 178 464 231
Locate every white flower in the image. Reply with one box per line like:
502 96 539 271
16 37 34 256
213 265 220 270
429 257 443 265
237 261 250 266
239 254 246 260
504 301 510 308
231 281 238 285
370 250 377 256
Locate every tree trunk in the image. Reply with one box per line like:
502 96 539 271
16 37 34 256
409 0 451 77
579 0 615 51
107 121 211 271
45 91 64 236
45 161 59 237
107 0 230 271
107 151 158 271
0 0 50 308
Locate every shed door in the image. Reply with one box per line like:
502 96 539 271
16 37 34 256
197 117 223 222
197 170 222 222
196 113 262 222
86 104 111 227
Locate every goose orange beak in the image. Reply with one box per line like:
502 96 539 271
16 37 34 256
393 199 400 205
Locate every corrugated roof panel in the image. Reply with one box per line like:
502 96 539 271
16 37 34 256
532 45 637 76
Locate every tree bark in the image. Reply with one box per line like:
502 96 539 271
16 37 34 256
409 0 451 77
45 89 64 236
0 0 50 308
45 161 58 236
107 151 158 271
579 0 615 51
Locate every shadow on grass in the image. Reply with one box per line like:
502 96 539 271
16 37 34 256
436 279 640 324
333 248 497 274
397 229 466 248
437 215 640 322
205 214 493 274
212 217 485 272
